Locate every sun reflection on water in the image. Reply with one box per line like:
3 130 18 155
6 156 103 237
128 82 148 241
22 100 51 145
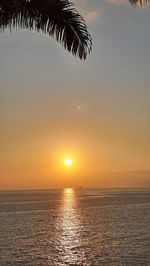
63 188 76 209
57 188 85 264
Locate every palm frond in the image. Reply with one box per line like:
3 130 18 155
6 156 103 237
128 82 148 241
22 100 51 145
0 0 92 59
129 0 150 6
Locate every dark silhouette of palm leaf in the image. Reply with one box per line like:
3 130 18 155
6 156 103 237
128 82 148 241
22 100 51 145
129 0 150 6
0 0 92 59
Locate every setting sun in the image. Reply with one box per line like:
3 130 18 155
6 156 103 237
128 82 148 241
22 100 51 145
64 159 72 167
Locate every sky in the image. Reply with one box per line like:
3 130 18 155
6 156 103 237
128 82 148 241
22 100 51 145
0 0 150 189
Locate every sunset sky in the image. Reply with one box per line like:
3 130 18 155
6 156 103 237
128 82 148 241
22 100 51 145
0 0 150 189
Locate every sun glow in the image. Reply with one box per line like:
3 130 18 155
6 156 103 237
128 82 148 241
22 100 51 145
64 159 72 167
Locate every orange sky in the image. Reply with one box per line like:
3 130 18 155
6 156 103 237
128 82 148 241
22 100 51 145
0 1 150 189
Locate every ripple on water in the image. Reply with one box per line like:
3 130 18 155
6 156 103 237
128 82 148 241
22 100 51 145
0 189 150 265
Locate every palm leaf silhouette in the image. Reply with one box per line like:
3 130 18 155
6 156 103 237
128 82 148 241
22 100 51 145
0 0 92 59
129 0 150 6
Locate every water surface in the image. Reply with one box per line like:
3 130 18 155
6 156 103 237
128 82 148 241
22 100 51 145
0 189 150 265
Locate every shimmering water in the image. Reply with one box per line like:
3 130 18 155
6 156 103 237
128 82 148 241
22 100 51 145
0 189 150 266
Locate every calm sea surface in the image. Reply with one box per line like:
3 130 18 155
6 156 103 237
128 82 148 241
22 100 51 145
0 189 150 266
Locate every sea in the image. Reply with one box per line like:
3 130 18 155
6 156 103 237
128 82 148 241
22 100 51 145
0 189 150 266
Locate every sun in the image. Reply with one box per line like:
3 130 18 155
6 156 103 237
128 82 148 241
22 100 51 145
64 159 72 167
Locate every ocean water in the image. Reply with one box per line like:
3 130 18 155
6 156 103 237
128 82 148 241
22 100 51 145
0 189 150 266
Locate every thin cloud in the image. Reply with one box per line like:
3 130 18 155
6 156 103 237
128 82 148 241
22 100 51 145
73 0 102 23
107 0 127 5
84 10 102 23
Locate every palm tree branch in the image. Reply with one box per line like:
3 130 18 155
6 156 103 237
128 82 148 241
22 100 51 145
0 0 92 59
129 0 150 6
